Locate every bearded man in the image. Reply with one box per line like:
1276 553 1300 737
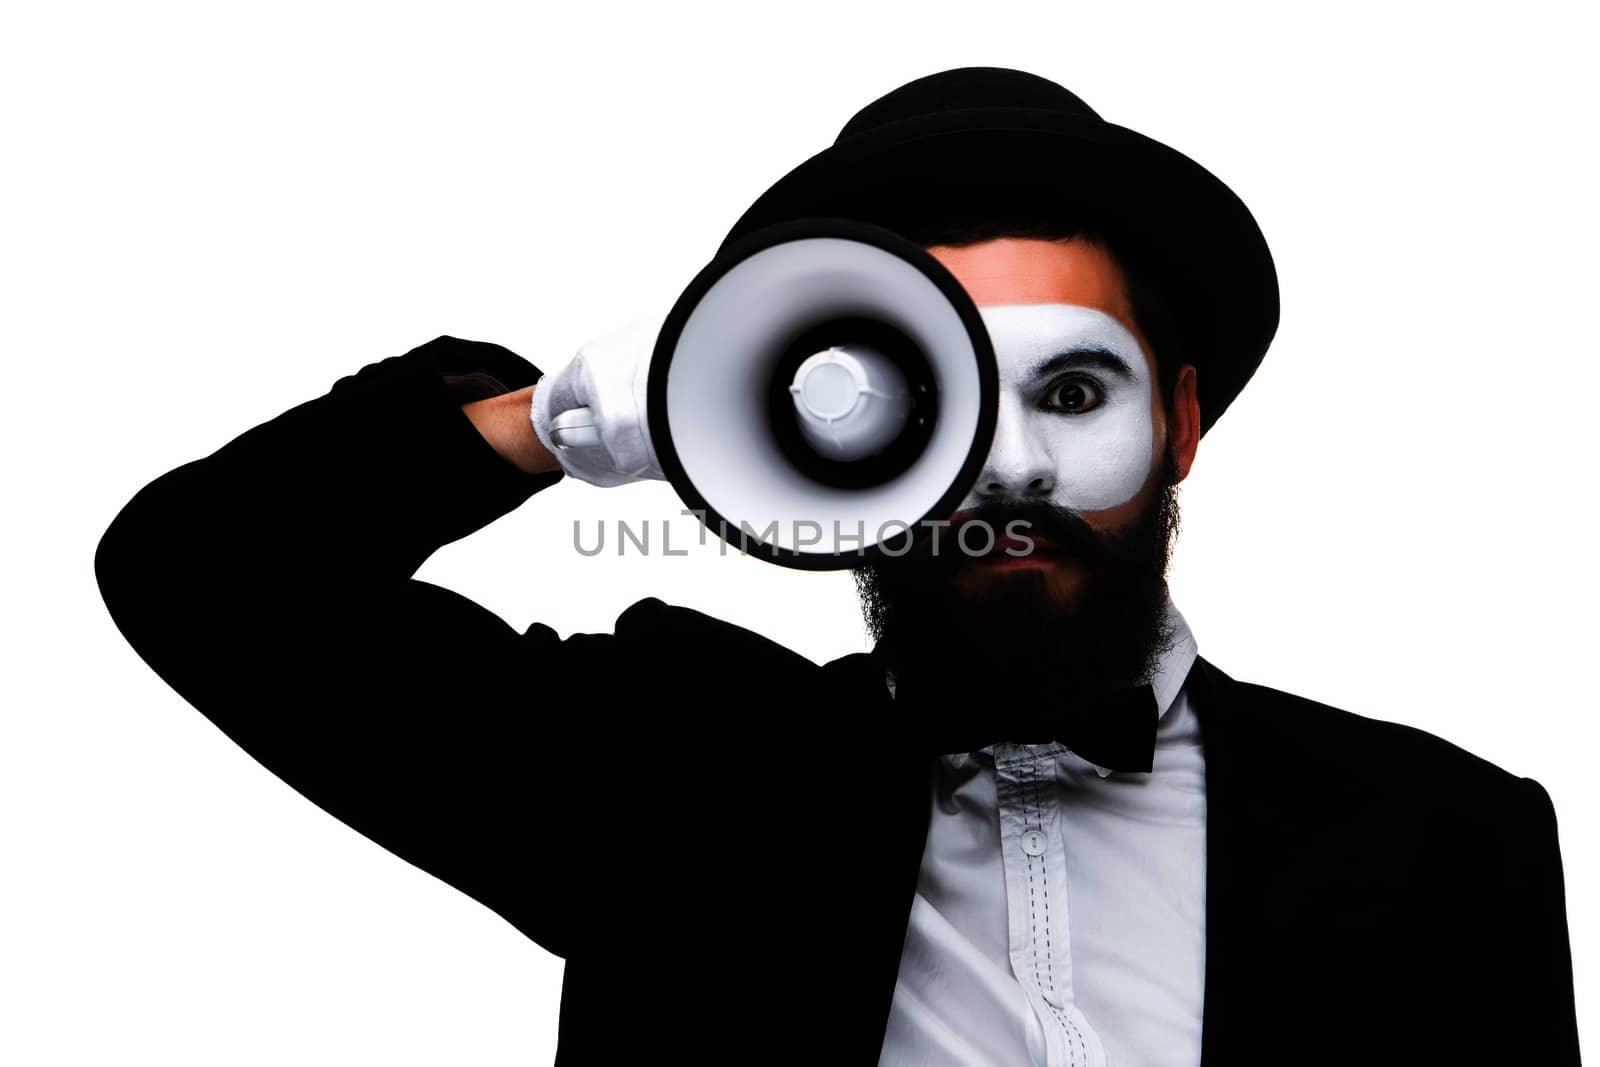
95 68 1580 1065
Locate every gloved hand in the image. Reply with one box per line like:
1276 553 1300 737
529 310 669 488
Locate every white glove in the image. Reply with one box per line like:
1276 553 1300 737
529 310 668 488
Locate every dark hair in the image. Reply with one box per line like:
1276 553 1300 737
887 212 1183 412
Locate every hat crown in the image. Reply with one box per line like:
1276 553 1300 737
718 66 1280 438
835 66 1102 144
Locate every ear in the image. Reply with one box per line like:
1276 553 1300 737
1169 364 1200 482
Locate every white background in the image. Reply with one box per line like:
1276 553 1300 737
4 1 1594 1062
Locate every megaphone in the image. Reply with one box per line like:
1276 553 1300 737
552 217 998 570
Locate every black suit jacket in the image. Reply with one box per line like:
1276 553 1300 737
94 336 1582 1065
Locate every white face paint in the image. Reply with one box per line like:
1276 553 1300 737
956 302 1156 514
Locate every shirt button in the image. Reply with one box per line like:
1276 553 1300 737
1021 830 1047 856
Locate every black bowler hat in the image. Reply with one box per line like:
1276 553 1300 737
716 66 1280 436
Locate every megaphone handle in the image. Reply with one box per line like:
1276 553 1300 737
549 406 602 449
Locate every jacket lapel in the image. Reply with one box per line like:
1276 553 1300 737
818 648 934 1054
1186 654 1278 1067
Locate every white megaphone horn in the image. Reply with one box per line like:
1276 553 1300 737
551 217 999 570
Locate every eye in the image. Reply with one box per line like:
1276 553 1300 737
1042 375 1104 414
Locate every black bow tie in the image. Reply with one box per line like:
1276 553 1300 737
891 669 1159 773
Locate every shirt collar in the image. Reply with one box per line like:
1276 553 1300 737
1151 594 1200 725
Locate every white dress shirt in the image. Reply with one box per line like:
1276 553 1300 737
877 598 1205 1067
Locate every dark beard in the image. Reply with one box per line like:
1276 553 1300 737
851 447 1182 706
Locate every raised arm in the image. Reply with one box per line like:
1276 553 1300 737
461 380 563 477
93 334 604 958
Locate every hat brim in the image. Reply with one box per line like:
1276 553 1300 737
717 107 1280 436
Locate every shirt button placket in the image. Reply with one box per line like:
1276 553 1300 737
997 745 1108 1067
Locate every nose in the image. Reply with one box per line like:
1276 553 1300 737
969 402 1056 501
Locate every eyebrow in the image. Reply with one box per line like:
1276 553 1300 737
1030 345 1138 381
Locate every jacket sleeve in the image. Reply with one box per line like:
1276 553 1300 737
93 335 610 959
1507 776 1583 1063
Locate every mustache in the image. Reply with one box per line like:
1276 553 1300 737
957 497 1112 559
890 495 1122 579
